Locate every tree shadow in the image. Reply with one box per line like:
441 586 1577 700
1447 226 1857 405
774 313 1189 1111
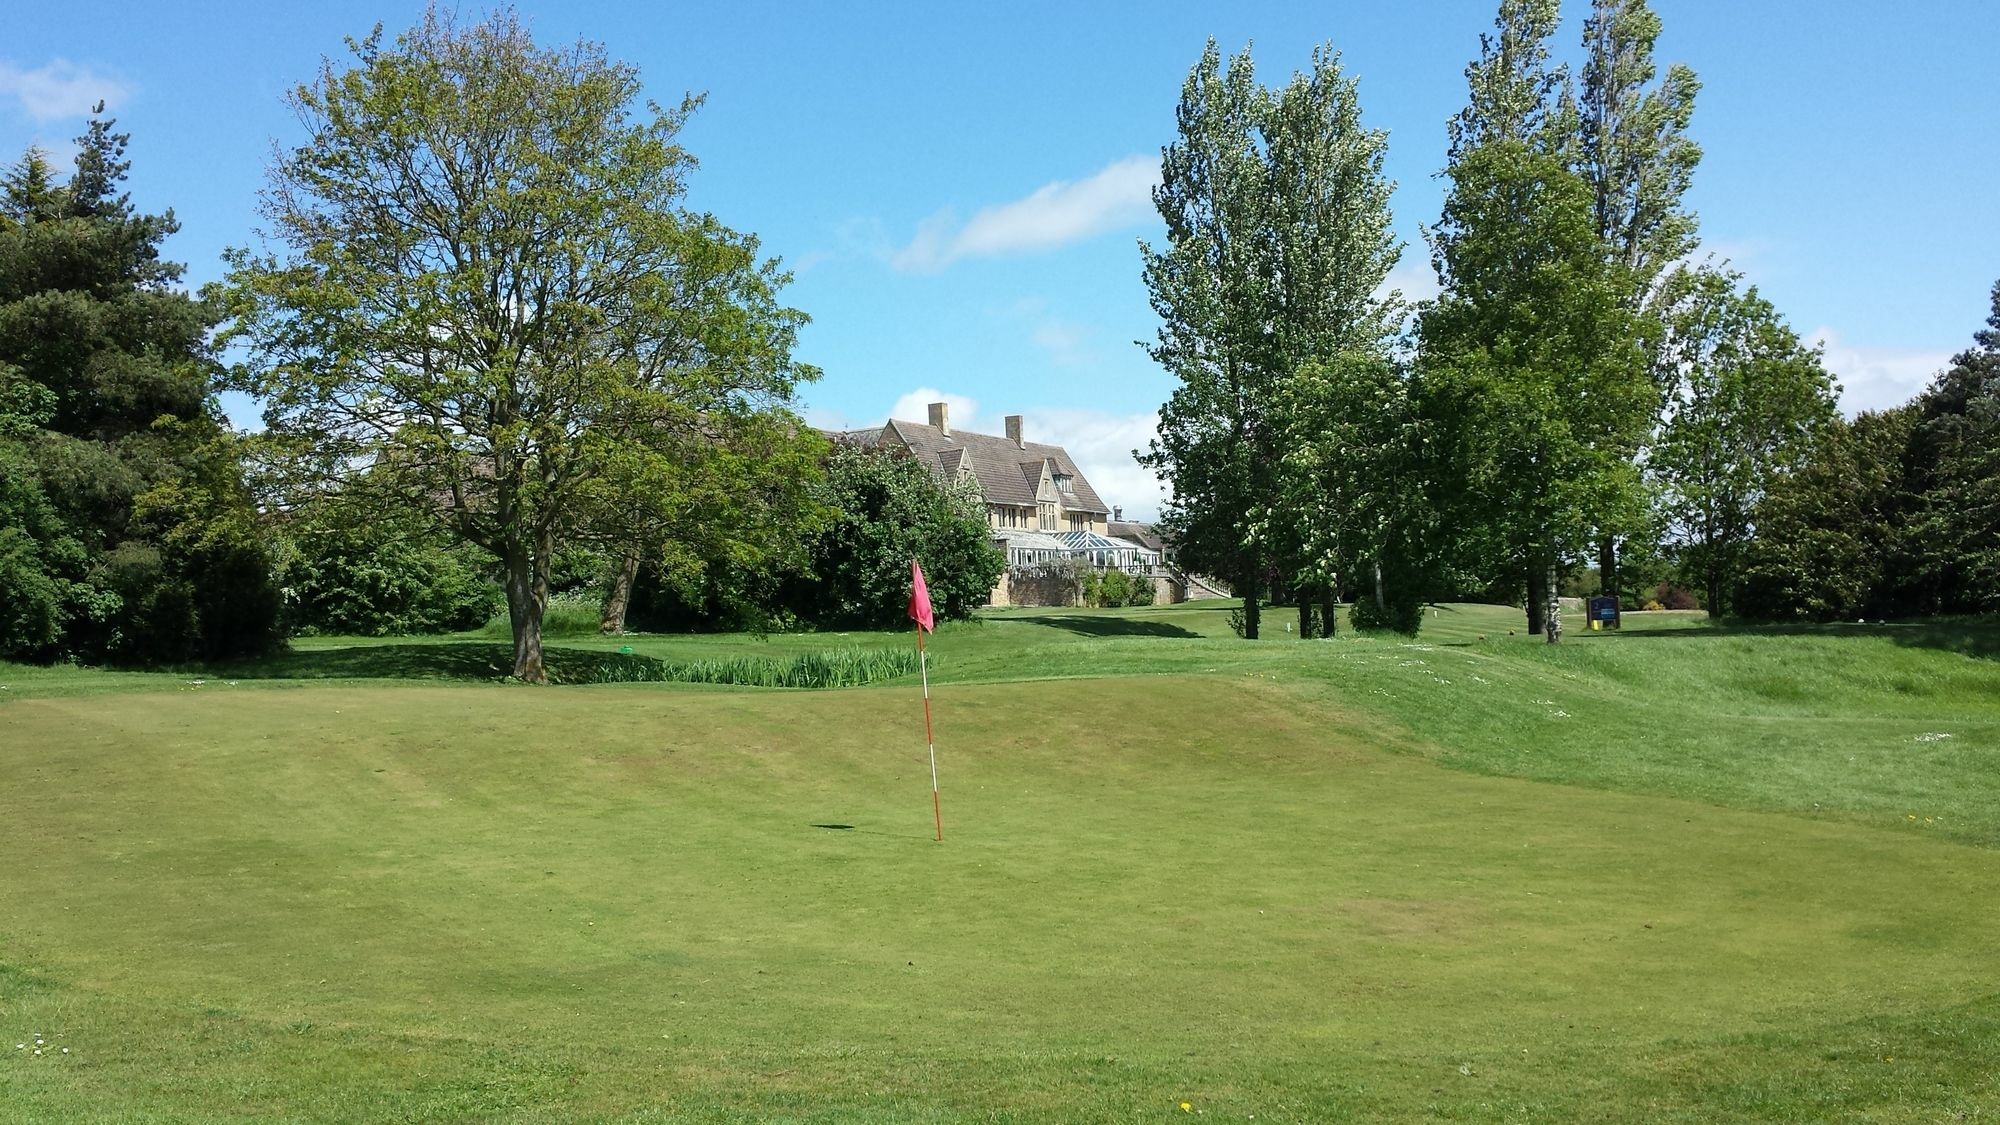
1584 618 2000 661
208 642 676 684
1016 615 1202 639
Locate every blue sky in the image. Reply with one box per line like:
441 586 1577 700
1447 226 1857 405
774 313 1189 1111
4 1 1994 519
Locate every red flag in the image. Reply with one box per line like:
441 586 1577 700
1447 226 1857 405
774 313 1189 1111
908 558 935 633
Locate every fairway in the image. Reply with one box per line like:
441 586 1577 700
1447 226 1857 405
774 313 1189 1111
4 609 1999 1120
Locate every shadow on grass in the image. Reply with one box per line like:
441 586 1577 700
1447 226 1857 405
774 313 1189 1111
1014 615 1202 639
212 643 673 685
1588 618 2000 661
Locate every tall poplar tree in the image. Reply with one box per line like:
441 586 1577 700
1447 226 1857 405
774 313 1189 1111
1417 0 1653 641
1578 0 1702 597
1141 41 1400 638
1260 47 1404 636
1140 42 1277 638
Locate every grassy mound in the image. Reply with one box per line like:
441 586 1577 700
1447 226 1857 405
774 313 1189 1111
3 605 1998 1119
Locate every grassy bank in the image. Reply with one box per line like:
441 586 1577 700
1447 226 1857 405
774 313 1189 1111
2 605 1997 1119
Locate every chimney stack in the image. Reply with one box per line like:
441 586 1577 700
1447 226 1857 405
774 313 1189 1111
1113 506 1123 522
1005 414 1024 448
927 401 949 436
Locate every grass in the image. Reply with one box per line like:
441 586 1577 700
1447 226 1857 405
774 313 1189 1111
2 603 1998 1119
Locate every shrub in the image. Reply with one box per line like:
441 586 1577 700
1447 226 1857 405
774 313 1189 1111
1127 573 1157 606
1653 582 1700 611
281 509 500 637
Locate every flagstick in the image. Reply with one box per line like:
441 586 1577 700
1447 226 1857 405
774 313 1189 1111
917 624 942 842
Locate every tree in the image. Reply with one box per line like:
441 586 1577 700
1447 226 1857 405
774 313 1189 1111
1259 47 1404 636
0 112 278 664
1278 352 1435 635
1141 41 1400 639
1577 0 1702 597
1417 0 1653 641
1905 279 2000 613
1648 267 1838 615
226 9 818 681
1141 42 1278 638
781 445 1003 630
1735 409 1914 622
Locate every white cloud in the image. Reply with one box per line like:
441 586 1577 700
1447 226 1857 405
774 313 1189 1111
891 155 1159 272
1022 406 1166 523
0 59 129 122
1374 256 1440 312
1808 327 1951 416
887 387 985 433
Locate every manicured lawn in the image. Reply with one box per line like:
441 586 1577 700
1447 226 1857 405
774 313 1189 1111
2 605 1997 1119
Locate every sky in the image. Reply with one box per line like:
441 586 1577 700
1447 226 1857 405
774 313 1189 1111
4 1 1994 520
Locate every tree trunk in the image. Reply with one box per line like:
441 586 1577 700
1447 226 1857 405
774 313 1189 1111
1373 559 1386 617
1526 566 1547 636
1598 535 1617 604
1545 561 1563 644
1241 565 1261 640
600 547 642 635
1321 585 1339 637
1706 568 1724 620
1297 586 1316 639
504 543 549 683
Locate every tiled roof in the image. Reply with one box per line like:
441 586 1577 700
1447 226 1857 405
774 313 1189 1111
1107 520 1165 553
883 419 1111 514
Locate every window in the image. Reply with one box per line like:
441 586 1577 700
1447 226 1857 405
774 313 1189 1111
1054 473 1074 495
1068 514 1088 532
1038 502 1055 531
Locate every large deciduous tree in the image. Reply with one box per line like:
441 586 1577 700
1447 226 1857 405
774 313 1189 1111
1141 42 1277 638
1577 0 1702 598
1416 0 1653 642
1260 47 1405 637
227 9 818 681
1648 267 1838 615
1141 41 1401 638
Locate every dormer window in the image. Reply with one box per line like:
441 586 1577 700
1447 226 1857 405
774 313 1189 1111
1054 473 1073 495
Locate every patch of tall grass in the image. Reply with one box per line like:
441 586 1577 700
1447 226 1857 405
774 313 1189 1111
561 646 921 688
478 590 605 639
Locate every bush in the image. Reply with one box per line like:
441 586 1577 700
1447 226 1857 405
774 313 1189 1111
1652 582 1700 611
281 508 500 637
1349 594 1425 635
1127 573 1157 606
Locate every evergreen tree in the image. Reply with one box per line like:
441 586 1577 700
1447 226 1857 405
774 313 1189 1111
1907 279 2000 613
0 112 278 663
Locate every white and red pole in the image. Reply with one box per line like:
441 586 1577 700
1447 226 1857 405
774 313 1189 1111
917 624 942 842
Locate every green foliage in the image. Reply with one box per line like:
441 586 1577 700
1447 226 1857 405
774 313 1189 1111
280 502 500 637
1735 409 1914 622
226 8 818 681
785 445 1003 630
1904 279 2000 614
1649 266 1840 614
1416 138 1651 611
0 114 280 665
569 646 918 687
1578 0 1702 293
1141 42 1402 637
